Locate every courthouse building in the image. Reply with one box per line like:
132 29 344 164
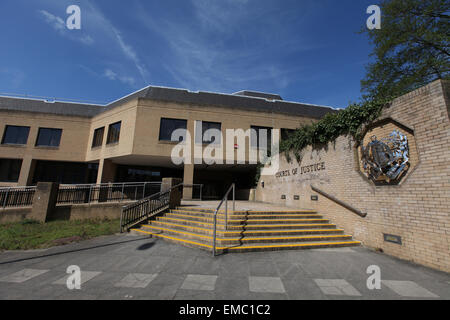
0 86 335 199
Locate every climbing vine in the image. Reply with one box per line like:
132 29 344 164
280 98 391 162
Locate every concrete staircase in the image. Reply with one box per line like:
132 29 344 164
131 207 361 253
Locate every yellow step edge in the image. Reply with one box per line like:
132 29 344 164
156 217 334 228
146 222 343 235
142 224 352 242
161 216 328 223
177 208 317 214
170 210 320 218
131 229 360 250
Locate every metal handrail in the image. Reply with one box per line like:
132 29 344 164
120 183 184 233
0 186 36 209
212 183 235 256
310 185 367 218
57 182 162 204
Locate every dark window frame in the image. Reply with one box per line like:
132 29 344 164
92 127 105 148
250 125 273 149
1 125 30 145
106 122 121 145
0 158 23 182
35 128 63 148
196 121 222 145
159 118 188 142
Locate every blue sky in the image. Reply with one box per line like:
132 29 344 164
0 0 379 108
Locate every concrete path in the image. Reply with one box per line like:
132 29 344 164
0 234 448 300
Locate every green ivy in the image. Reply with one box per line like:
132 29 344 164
280 98 391 162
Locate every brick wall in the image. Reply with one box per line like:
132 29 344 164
256 80 450 272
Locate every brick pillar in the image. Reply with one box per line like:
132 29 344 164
161 178 183 209
183 164 194 200
30 182 59 223
96 159 117 184
18 157 36 186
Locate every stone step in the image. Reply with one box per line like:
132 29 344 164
153 217 335 230
148 221 344 237
158 215 329 225
131 228 361 253
176 208 317 215
141 224 353 245
169 210 322 219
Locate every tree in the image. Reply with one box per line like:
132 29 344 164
361 0 450 100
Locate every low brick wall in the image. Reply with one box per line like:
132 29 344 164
256 80 450 272
0 201 132 224
0 207 33 224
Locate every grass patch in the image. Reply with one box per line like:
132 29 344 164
0 219 120 251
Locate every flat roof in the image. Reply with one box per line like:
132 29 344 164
0 85 337 119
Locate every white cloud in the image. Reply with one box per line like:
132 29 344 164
82 1 149 83
135 0 310 93
103 69 135 86
39 10 65 33
38 9 94 46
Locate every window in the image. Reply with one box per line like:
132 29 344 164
195 121 222 145
159 118 187 142
32 160 89 184
0 159 22 182
107 122 121 144
251 125 272 149
281 128 296 141
36 128 62 147
92 127 105 148
1 125 30 145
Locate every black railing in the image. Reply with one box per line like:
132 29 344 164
182 184 203 201
120 183 184 233
57 182 162 204
212 183 235 256
0 187 36 209
310 185 367 218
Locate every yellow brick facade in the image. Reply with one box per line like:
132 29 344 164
256 80 450 272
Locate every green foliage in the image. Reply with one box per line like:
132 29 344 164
0 219 119 251
361 0 450 100
280 98 390 162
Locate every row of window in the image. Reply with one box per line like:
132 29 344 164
92 121 121 148
1 126 62 147
91 118 296 148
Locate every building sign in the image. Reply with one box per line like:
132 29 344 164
276 162 326 179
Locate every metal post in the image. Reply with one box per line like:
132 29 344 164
3 189 9 209
232 183 235 212
212 209 218 256
88 186 93 204
119 206 124 233
121 183 125 202
143 183 146 199
200 184 203 201
225 198 228 231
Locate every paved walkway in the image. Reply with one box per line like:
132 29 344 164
0 234 448 300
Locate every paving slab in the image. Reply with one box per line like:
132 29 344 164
0 233 448 300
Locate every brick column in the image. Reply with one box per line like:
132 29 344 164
29 182 59 223
161 178 183 209
96 159 117 184
183 164 194 200
17 156 36 186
